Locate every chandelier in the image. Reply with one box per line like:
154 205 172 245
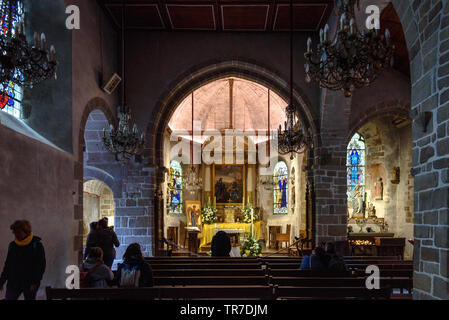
0 0 57 89
304 0 394 97
102 106 145 164
184 91 202 194
184 166 202 194
277 0 311 160
102 0 144 165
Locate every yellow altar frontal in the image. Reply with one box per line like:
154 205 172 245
200 222 261 247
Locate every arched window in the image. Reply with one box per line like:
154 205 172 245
347 133 366 215
168 160 183 214
0 0 23 118
273 161 288 214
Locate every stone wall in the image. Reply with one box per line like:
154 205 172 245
390 0 449 300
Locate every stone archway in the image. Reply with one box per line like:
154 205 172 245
144 59 318 255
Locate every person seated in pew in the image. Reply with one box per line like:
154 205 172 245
299 246 327 270
324 242 347 272
81 247 114 288
211 231 232 257
116 243 154 287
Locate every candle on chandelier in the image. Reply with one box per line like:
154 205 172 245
34 32 39 47
41 33 46 51
50 45 56 62
350 18 355 35
307 38 312 53
319 29 324 43
324 24 329 41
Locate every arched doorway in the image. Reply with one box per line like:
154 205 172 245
83 180 115 244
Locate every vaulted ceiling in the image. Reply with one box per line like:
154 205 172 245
97 0 334 32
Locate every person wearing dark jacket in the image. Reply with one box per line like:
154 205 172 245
87 218 120 268
81 247 114 288
84 221 98 260
116 243 153 287
324 242 347 272
211 231 231 257
300 246 327 270
0 220 46 300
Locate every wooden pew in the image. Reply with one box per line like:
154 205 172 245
46 285 276 300
152 269 267 277
149 263 263 270
274 285 391 300
268 268 413 278
154 275 270 286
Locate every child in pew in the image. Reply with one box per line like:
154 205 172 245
81 247 114 288
116 243 154 287
299 246 327 270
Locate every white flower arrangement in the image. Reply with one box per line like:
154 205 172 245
241 236 262 257
242 203 258 224
201 206 218 224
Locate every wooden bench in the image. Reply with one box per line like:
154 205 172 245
274 286 391 300
268 268 413 278
149 263 263 270
46 285 276 300
152 269 267 277
154 275 270 286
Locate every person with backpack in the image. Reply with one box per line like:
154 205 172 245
87 218 120 268
116 243 154 287
324 242 347 272
299 246 327 270
0 220 46 300
80 247 114 288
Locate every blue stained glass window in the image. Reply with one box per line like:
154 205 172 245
347 133 366 199
273 161 288 214
168 160 183 214
0 0 23 118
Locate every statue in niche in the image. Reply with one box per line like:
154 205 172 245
349 185 364 218
375 178 383 200
367 203 377 219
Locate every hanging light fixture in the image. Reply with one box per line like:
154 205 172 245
102 0 144 165
278 0 311 160
0 0 57 90
304 0 394 97
184 92 202 194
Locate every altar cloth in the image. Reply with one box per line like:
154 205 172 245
200 222 261 247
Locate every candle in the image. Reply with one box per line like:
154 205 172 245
50 45 56 62
350 18 355 35
319 29 324 43
41 33 46 51
324 24 329 41
307 37 312 53
34 32 39 48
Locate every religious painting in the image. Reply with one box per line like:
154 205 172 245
273 161 288 214
374 178 383 200
185 200 201 228
213 164 245 205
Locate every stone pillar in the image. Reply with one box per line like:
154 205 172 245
313 90 351 245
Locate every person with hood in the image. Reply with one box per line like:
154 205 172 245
87 218 120 268
116 243 153 287
211 231 232 257
81 247 114 288
0 220 46 300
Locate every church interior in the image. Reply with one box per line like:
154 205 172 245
0 0 448 301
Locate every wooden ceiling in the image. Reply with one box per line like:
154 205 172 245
97 0 334 32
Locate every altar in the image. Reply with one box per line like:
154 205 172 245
200 221 262 248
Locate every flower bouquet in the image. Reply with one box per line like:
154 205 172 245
242 203 258 223
201 206 218 225
241 236 262 257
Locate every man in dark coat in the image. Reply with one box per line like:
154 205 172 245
0 220 46 300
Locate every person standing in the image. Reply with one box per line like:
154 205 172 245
84 221 98 260
0 220 46 300
87 218 119 268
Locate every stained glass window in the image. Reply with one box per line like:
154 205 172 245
273 161 288 214
0 0 23 118
347 133 366 208
168 160 183 214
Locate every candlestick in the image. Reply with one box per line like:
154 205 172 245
34 32 39 48
41 33 46 51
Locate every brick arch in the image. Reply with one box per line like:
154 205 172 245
347 100 411 141
144 59 319 177
84 166 120 197
78 97 117 163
